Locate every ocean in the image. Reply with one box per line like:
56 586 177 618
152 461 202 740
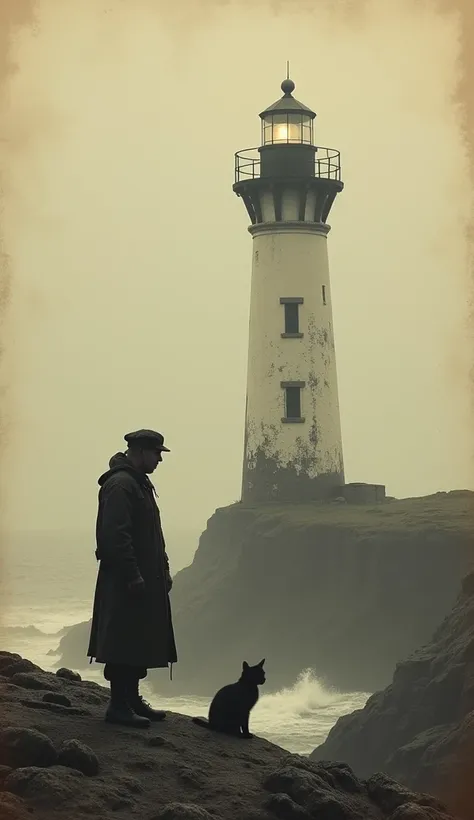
0 529 370 755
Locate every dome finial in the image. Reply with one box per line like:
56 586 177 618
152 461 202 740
281 61 295 95
281 77 295 96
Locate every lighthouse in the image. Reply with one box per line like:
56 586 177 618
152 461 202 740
234 77 345 504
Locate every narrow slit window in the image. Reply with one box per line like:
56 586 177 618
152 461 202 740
322 285 327 305
280 297 304 338
286 387 301 418
284 303 299 334
281 381 306 423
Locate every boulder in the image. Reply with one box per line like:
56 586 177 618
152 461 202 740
0 727 57 769
57 739 99 776
4 765 84 804
0 659 41 678
11 671 61 690
56 668 82 682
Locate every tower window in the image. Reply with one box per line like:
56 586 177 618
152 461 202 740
284 303 299 333
281 381 305 423
280 296 304 338
322 285 327 305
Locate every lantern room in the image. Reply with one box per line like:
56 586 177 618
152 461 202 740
259 78 316 146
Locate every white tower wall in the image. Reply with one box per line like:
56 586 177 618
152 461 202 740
242 220 344 503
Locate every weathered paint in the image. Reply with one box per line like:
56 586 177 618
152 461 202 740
242 214 344 503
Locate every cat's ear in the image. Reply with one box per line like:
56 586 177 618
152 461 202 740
243 661 249 670
259 658 265 667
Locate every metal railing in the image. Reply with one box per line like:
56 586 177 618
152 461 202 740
234 146 342 184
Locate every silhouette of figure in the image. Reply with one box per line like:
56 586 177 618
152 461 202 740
87 429 177 728
193 660 266 738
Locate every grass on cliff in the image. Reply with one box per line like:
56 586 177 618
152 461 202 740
228 490 474 536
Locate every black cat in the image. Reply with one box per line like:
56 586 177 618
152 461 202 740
192 659 266 739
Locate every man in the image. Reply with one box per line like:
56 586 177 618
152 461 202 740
87 429 177 728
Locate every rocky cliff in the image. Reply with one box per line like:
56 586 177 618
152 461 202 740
56 491 474 697
0 649 460 820
311 570 474 817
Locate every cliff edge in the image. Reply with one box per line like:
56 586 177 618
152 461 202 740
311 570 474 817
56 490 474 697
0 650 459 820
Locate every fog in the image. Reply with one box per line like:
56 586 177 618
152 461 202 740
0 0 472 569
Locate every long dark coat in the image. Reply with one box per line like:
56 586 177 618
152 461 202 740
87 453 177 670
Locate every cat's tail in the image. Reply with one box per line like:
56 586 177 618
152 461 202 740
192 716 211 730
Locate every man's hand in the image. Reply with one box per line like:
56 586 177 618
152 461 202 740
128 576 145 596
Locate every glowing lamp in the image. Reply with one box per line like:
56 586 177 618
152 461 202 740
262 112 313 145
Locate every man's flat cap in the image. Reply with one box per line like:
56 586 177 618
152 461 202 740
124 429 170 452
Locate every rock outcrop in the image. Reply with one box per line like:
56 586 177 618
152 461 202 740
57 491 474 696
0 650 459 820
311 570 474 817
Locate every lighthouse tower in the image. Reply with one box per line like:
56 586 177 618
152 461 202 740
234 77 345 504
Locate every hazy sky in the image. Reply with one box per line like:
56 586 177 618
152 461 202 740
0 0 472 547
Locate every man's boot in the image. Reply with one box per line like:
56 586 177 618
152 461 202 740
105 676 151 728
127 675 166 722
